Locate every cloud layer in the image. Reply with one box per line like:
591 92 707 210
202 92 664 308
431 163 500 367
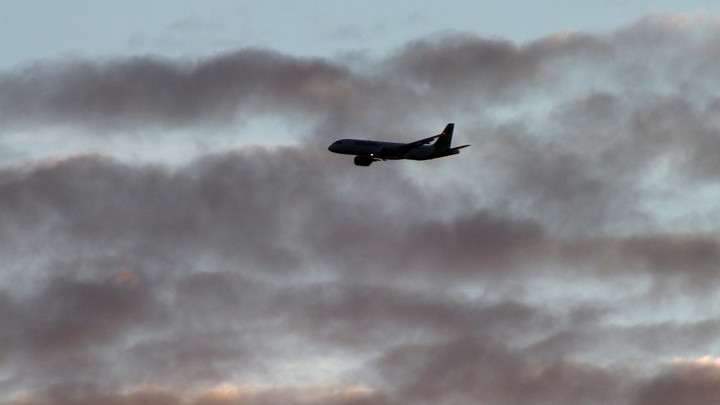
3 12 720 405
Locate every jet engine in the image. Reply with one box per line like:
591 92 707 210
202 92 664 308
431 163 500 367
354 155 374 166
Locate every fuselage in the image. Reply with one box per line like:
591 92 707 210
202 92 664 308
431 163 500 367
328 139 454 160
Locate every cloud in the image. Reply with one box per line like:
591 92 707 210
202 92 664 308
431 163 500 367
633 357 720 405
0 50 354 132
4 383 381 405
5 151 718 286
0 148 718 398
374 337 629 405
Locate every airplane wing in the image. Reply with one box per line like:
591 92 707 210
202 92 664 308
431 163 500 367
398 123 453 150
398 134 443 150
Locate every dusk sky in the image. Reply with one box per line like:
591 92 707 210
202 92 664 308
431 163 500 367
4 1 720 405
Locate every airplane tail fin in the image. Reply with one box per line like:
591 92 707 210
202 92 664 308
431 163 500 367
433 123 454 151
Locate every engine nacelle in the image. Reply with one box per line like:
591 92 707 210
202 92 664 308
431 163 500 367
354 155 374 166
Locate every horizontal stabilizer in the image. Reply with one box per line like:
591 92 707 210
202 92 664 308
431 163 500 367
447 144 470 153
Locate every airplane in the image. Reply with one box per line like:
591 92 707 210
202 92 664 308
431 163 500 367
327 123 469 166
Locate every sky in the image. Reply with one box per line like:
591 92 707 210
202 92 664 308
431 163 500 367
5 1 720 404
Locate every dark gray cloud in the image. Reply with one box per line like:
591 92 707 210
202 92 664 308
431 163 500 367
0 50 355 131
4 151 718 284
0 147 719 404
632 359 720 405
375 337 630 405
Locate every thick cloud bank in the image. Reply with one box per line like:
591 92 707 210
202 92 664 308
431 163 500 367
3 12 720 405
